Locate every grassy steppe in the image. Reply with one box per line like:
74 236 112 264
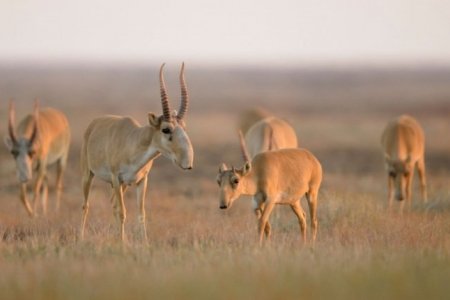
0 66 449 299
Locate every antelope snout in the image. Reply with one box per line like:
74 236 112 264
16 166 32 183
176 151 194 171
219 205 228 209
18 175 31 183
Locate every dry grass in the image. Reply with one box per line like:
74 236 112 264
0 65 449 299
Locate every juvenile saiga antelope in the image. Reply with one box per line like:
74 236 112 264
381 115 427 212
4 100 71 217
80 63 194 242
245 116 298 158
216 132 322 245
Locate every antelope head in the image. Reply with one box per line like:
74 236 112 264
148 63 194 170
216 131 252 209
4 100 39 183
385 154 413 201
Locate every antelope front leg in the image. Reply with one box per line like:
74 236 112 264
253 195 271 238
41 176 49 216
405 172 414 211
388 175 394 212
32 166 46 215
80 172 93 241
258 201 275 246
417 158 428 203
111 185 128 224
253 208 272 239
20 183 34 217
112 178 127 243
55 158 67 212
136 176 148 243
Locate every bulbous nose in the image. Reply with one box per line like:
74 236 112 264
19 176 30 183
17 170 31 183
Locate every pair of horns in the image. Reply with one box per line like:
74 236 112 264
159 63 189 122
8 99 39 145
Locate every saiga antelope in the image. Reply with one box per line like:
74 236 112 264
381 115 427 212
4 100 71 216
245 116 298 158
216 132 322 245
80 63 194 242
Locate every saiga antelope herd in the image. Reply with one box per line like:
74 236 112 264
3 63 432 245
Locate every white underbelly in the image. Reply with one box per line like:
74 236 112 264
275 192 293 204
93 167 113 183
92 164 151 185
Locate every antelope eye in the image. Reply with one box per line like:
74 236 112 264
216 178 221 186
11 149 19 157
232 178 239 185
162 128 172 134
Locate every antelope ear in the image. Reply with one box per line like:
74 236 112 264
148 113 161 128
219 163 228 173
4 136 13 150
242 161 252 175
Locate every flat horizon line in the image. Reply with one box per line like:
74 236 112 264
2 58 450 72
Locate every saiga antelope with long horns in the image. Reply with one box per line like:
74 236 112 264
216 132 322 245
381 115 427 212
80 63 194 242
245 116 298 158
4 100 71 217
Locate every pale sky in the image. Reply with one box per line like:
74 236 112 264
1 0 450 66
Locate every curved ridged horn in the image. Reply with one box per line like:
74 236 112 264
8 100 18 144
159 63 172 121
177 62 188 121
29 99 39 145
238 130 250 163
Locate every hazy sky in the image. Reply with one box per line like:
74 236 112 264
1 0 450 66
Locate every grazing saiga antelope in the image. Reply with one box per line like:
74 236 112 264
216 132 322 245
245 116 298 158
381 115 427 212
4 100 71 217
80 63 194 242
